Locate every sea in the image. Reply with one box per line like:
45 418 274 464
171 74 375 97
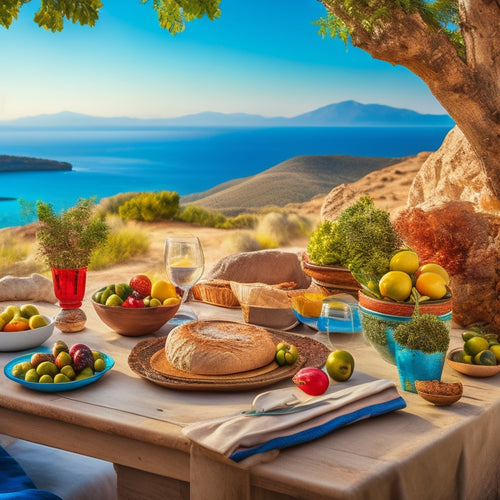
0 125 453 229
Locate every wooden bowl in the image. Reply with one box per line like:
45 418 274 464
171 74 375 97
91 298 181 336
301 253 360 291
446 348 500 378
415 380 463 406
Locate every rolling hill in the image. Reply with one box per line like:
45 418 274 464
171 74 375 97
181 155 407 216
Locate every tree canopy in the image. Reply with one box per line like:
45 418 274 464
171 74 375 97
0 0 221 34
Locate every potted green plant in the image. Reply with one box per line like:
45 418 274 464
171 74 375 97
303 195 453 367
36 198 109 332
303 195 403 293
392 299 451 393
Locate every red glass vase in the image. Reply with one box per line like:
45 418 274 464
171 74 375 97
51 267 87 309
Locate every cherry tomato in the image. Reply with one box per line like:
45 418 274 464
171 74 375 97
292 367 329 396
129 274 152 297
122 296 145 308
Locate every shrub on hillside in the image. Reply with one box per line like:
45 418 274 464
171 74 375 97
119 191 179 222
284 213 313 238
222 231 261 254
89 223 150 270
0 236 42 277
98 192 139 215
220 213 259 229
255 211 312 247
177 205 227 227
256 212 290 246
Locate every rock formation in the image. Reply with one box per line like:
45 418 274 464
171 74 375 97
393 127 500 331
321 126 500 332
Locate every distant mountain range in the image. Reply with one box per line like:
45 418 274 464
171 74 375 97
0 101 454 128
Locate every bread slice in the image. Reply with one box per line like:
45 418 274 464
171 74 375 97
191 280 239 307
164 321 276 375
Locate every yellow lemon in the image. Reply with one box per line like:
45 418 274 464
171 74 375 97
28 314 48 330
163 297 181 306
20 304 40 319
489 344 500 363
378 271 413 302
151 280 177 301
390 250 419 274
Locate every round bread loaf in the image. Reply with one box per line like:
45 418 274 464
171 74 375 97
164 320 276 375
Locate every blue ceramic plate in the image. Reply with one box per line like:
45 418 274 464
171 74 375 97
4 346 115 392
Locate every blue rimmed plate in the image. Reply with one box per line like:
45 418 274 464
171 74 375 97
4 346 115 392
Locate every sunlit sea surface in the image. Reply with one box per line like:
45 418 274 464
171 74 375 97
0 126 452 228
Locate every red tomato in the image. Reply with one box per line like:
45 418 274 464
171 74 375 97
122 296 145 308
129 274 152 296
292 367 329 396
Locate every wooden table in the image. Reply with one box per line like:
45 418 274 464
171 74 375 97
1 298 499 500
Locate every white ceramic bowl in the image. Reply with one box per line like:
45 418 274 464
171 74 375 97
0 315 55 352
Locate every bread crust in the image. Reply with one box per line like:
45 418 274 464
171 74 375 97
164 321 276 375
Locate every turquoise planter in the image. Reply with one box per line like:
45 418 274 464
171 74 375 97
395 346 446 393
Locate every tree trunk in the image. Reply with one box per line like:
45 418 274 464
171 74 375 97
321 0 500 208
320 1 500 329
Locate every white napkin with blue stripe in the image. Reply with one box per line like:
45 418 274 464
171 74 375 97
182 379 406 463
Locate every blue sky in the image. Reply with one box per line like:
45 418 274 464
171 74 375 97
0 0 446 120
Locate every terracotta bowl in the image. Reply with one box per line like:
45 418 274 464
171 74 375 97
91 298 181 336
446 348 500 378
415 380 463 406
301 253 360 292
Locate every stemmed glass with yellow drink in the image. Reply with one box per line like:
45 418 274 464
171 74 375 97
164 234 205 325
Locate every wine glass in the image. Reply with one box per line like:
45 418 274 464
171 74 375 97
164 234 205 324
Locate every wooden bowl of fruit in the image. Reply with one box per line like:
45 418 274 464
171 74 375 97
446 331 500 378
91 275 182 336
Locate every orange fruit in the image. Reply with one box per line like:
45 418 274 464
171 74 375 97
3 318 30 332
415 272 447 299
417 263 450 285
291 293 324 317
378 271 413 302
390 250 419 274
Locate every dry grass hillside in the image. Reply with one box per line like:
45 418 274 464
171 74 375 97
0 152 430 292
182 154 408 216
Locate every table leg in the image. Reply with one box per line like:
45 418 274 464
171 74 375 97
190 443 251 500
114 464 189 500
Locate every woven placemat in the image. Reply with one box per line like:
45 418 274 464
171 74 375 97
128 324 330 391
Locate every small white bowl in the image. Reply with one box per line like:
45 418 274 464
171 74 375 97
0 315 55 352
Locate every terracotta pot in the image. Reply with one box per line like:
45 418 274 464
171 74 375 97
301 253 360 293
358 290 452 366
51 267 87 309
358 291 453 317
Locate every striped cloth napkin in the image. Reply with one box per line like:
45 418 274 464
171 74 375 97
182 379 406 463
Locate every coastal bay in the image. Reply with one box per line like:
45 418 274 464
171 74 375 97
0 125 451 229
